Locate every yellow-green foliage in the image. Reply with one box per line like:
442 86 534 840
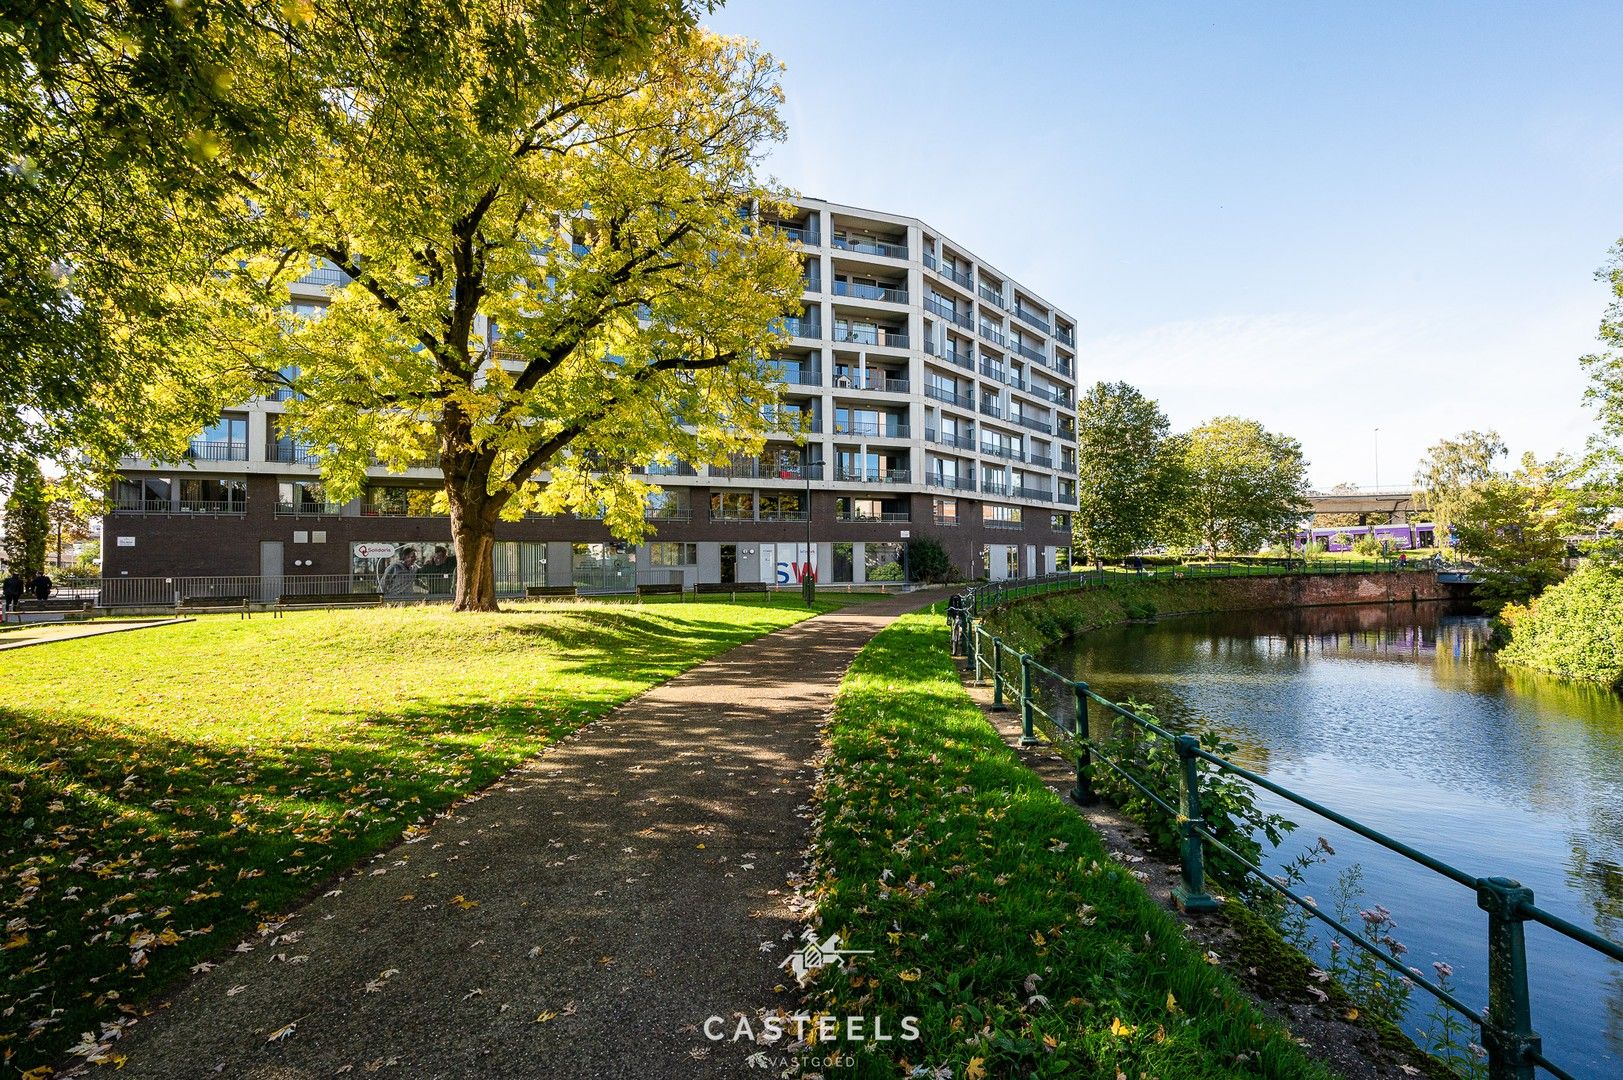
1499 562 1623 686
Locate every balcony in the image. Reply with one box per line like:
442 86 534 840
1022 382 1070 408
835 467 910 484
1013 307 1050 334
275 500 343 516
979 359 1008 383
1014 413 1054 435
297 265 350 288
178 499 247 514
833 235 907 260
934 514 959 526
187 439 247 462
836 510 911 523
635 461 699 476
923 295 973 329
777 315 822 340
1026 453 1054 469
978 322 1006 348
834 280 908 304
1014 486 1054 503
925 429 976 451
773 368 822 387
832 420 910 438
1055 327 1076 347
979 400 1002 419
268 442 320 465
833 325 909 349
110 497 171 515
759 508 810 522
776 224 820 245
978 283 1006 309
980 479 1010 497
985 519 1024 531
925 385 974 409
980 442 1022 462
926 474 975 492
931 260 974 290
646 508 694 522
1012 341 1046 364
836 373 909 394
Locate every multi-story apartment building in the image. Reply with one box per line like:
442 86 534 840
102 197 1080 593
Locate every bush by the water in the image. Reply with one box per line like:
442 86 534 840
1499 561 1623 686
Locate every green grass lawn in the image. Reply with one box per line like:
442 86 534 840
802 612 1331 1079
0 598 843 1077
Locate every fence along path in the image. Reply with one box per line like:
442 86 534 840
947 572 1622 1080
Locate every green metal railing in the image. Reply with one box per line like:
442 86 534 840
944 573 1622 1080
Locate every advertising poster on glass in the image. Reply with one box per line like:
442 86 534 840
351 540 457 598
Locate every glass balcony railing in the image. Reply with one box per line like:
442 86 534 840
979 322 1006 347
775 224 820 245
834 280 908 304
979 400 1003 419
275 500 343 516
925 474 976 492
776 315 823 339
835 510 911 523
978 283 1006 309
1013 341 1046 364
925 385 974 409
1013 307 1050 333
980 479 1011 497
833 326 909 349
268 442 320 465
832 235 907 259
1015 413 1054 435
925 429 976 451
1055 327 1076 347
1014 486 1054 503
832 420 910 438
980 442 1023 462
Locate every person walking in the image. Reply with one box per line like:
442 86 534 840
2 570 22 616
31 570 52 601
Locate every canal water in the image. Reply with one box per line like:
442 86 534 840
1039 602 1623 1078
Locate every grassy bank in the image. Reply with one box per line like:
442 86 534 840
801 612 1331 1079
979 577 1240 655
1500 561 1623 686
0 599 843 1077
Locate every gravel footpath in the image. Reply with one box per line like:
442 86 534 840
107 591 938 1079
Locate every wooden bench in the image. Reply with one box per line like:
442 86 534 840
635 582 685 600
15 598 94 613
693 582 770 600
176 595 252 619
525 585 579 600
273 592 382 615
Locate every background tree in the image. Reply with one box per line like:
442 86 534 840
1413 429 1507 542
46 498 93 569
1453 452 1588 611
905 537 953 584
3 459 49 575
1168 416 1310 558
1579 237 1623 558
1071 382 1184 568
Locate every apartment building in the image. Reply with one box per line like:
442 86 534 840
102 197 1080 593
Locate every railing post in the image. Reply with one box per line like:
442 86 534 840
991 638 1007 711
1069 681 1097 805
1018 653 1038 746
969 622 981 684
1476 877 1540 1080
1172 734 1220 913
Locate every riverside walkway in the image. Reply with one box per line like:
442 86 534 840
109 591 938 1079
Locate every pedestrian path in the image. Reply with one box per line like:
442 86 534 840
0 617 189 651
109 591 938 1079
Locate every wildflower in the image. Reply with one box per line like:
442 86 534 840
1433 961 1453 980
1316 836 1337 856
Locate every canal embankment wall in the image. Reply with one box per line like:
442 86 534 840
982 571 1453 655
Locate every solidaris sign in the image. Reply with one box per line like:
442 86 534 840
353 542 398 560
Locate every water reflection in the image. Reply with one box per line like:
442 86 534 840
1041 602 1623 1075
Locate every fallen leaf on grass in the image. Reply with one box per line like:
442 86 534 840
266 1021 297 1043
226 985 247 997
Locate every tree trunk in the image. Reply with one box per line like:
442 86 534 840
445 471 501 612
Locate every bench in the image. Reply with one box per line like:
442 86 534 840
15 598 94 613
694 582 770 600
176 595 252 619
635 582 685 600
525 585 579 599
273 592 382 615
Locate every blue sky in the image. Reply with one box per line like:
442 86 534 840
705 0 1623 488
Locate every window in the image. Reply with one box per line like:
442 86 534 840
278 480 338 514
365 486 440 516
1056 547 1073 572
115 477 171 511
984 504 1022 523
179 476 246 512
759 492 805 520
648 543 698 566
831 542 854 583
933 497 958 525
646 488 689 519
866 542 903 581
1006 548 1020 577
1050 512 1070 531
710 491 755 520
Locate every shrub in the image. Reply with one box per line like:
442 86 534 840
1498 561 1623 686
905 536 952 583
867 560 904 581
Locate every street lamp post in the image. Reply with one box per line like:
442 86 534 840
801 454 815 607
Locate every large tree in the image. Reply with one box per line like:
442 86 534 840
1071 381 1183 567
1412 429 1506 542
1168 416 1310 558
1 0 715 481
